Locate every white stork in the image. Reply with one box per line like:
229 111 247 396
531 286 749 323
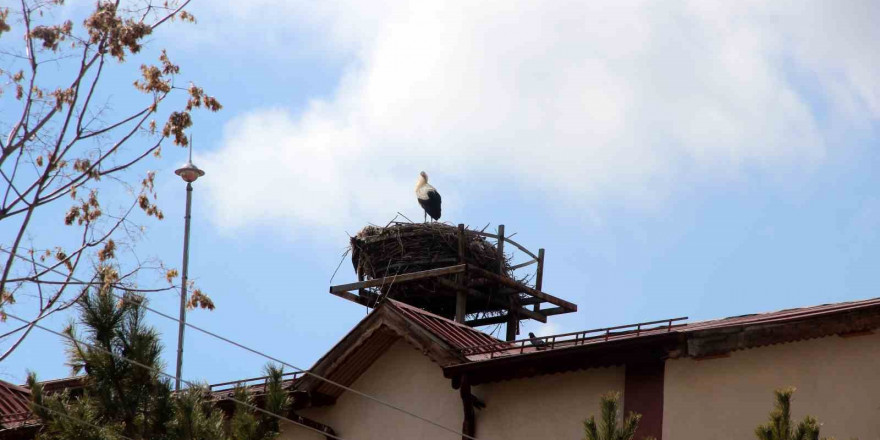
415 171 442 222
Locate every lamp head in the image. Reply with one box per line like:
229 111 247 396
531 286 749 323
175 161 205 183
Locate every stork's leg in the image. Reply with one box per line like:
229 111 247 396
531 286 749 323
424 210 427 223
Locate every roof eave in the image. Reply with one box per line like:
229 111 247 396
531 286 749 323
443 332 681 385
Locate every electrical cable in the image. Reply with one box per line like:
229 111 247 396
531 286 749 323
0 248 479 440
4 312 348 440
0 380 138 440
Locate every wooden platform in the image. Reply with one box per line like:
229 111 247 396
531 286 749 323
329 224 578 340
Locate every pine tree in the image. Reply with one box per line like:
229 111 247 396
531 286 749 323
754 388 822 440
28 287 289 440
29 290 174 440
583 392 643 440
229 365 292 440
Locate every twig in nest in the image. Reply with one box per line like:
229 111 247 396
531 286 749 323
396 212 415 224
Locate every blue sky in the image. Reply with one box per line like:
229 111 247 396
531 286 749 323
2 1 880 386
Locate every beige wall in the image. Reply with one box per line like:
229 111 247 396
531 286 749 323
279 340 625 440
279 339 463 440
282 330 880 440
664 331 880 440
473 366 625 440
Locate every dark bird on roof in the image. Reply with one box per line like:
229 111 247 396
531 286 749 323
415 171 442 222
529 332 548 350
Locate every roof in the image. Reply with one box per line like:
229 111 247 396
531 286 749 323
292 299 503 401
0 380 34 432
13 296 880 413
33 377 84 395
444 296 880 384
389 300 501 350
683 297 880 332
452 297 880 361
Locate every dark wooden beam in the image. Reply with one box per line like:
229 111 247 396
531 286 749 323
540 306 569 317
509 259 537 270
466 313 512 327
469 266 577 312
499 225 519 342
329 264 467 294
329 289 373 307
437 278 547 323
624 361 665 440
519 297 544 306
459 375 476 440
455 224 467 323
534 248 545 312
287 412 339 440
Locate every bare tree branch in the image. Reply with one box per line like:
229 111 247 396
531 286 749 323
0 0 221 358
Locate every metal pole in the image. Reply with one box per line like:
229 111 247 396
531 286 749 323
175 182 194 391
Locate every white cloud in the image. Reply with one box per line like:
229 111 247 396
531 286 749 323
197 0 880 232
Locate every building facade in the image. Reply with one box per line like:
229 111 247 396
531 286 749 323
280 298 880 440
4 297 880 440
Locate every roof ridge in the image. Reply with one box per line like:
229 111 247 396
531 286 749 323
385 299 498 334
384 299 504 348
685 296 880 328
0 378 31 394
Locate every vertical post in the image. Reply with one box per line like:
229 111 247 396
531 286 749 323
533 248 545 312
175 182 193 391
455 224 467 323
499 225 517 341
357 266 365 304
459 375 476 440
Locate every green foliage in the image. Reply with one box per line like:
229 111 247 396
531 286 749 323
583 392 642 440
754 388 824 440
229 365 292 440
28 288 289 440
168 386 225 440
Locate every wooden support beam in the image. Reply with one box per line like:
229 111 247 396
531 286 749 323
470 231 539 260
519 297 544 306
469 266 577 312
455 224 467 323
459 375 476 440
466 314 511 327
497 224 505 276
509 259 537 270
437 278 547 323
499 225 518 341
329 289 373 307
329 264 467 294
539 306 569 317
534 248 545 312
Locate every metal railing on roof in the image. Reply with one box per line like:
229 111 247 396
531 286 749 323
0 411 32 424
460 317 688 359
209 371 303 393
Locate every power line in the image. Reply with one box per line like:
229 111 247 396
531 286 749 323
0 248 480 440
0 380 138 440
3 312 348 440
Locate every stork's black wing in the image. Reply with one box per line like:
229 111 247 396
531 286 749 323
419 189 442 220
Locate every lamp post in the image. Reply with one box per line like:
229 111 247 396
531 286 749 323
173 144 205 391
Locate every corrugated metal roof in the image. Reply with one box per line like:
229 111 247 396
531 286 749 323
314 326 400 398
0 380 34 430
387 300 502 349
291 300 504 400
682 297 880 332
458 296 880 361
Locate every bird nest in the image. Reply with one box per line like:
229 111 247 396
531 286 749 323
350 222 518 318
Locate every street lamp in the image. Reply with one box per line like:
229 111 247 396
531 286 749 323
173 143 205 391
